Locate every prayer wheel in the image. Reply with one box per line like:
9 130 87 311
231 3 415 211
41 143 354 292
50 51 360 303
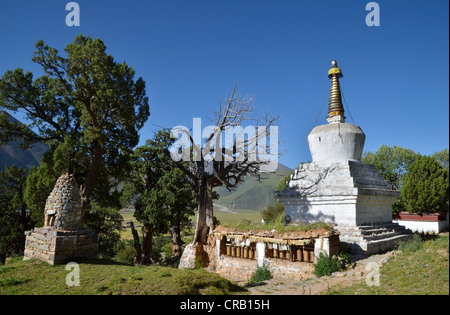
236 247 241 257
231 247 236 257
302 248 308 262
279 250 285 259
243 247 249 259
286 251 291 261
296 248 303 261
273 248 279 258
249 249 254 259
226 245 231 256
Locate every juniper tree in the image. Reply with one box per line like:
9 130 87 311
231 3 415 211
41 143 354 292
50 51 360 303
0 35 150 222
0 166 32 263
401 155 449 214
122 129 196 264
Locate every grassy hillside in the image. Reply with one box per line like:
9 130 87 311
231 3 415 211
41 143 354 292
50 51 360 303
213 207 262 225
214 165 293 211
328 233 449 295
0 257 246 295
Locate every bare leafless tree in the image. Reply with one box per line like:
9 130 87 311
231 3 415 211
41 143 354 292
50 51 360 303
170 84 280 244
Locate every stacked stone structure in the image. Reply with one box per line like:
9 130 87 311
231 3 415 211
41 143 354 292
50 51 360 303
24 173 98 265
43 174 82 230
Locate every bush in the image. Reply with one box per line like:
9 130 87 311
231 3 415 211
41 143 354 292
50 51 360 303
115 245 136 265
247 266 273 284
335 250 351 269
261 202 285 223
153 235 173 261
314 253 341 277
397 234 424 253
401 155 449 214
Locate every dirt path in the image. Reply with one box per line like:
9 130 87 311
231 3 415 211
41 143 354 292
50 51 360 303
227 251 397 295
214 203 239 214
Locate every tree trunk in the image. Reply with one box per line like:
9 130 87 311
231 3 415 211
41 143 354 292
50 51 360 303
130 221 142 264
170 210 182 257
79 140 104 222
20 204 27 254
193 179 215 244
141 226 153 264
130 222 154 265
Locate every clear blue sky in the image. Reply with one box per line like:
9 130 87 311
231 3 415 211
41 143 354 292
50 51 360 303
0 0 448 169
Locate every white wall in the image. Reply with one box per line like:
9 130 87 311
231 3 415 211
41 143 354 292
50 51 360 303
393 215 449 233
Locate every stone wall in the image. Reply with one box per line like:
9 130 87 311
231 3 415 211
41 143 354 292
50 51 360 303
215 256 315 281
23 227 98 265
204 230 340 281
215 256 257 281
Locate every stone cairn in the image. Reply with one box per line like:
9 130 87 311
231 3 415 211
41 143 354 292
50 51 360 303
24 174 98 265
44 173 82 230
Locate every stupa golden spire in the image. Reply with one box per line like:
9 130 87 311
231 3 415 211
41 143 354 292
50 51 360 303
327 60 346 123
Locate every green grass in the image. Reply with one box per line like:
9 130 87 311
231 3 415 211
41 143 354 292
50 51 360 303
221 219 332 234
0 257 247 295
327 233 449 295
214 208 262 226
214 168 292 211
119 210 138 240
120 210 137 224
120 208 263 239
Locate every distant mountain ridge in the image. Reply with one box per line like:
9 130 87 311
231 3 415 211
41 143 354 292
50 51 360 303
214 163 293 211
0 113 49 170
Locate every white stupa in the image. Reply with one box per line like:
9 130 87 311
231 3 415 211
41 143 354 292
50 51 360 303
276 61 412 254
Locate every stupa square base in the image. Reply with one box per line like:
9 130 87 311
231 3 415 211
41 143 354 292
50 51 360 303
23 227 98 265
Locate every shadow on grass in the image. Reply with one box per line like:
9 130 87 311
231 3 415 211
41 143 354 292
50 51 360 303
63 257 133 267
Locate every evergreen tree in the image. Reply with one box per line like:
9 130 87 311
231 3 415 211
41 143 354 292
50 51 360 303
122 129 196 264
0 35 150 223
401 155 449 214
0 166 32 263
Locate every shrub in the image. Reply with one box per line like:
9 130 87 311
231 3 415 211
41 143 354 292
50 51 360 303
115 245 136 265
401 155 449 214
314 253 341 277
153 235 174 261
247 266 273 284
261 202 285 224
397 234 424 253
335 250 351 269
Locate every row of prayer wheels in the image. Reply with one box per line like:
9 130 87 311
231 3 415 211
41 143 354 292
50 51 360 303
225 244 315 263
268 246 314 263
226 245 256 259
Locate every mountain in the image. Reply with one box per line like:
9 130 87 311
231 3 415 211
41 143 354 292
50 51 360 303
214 163 293 211
0 114 49 170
